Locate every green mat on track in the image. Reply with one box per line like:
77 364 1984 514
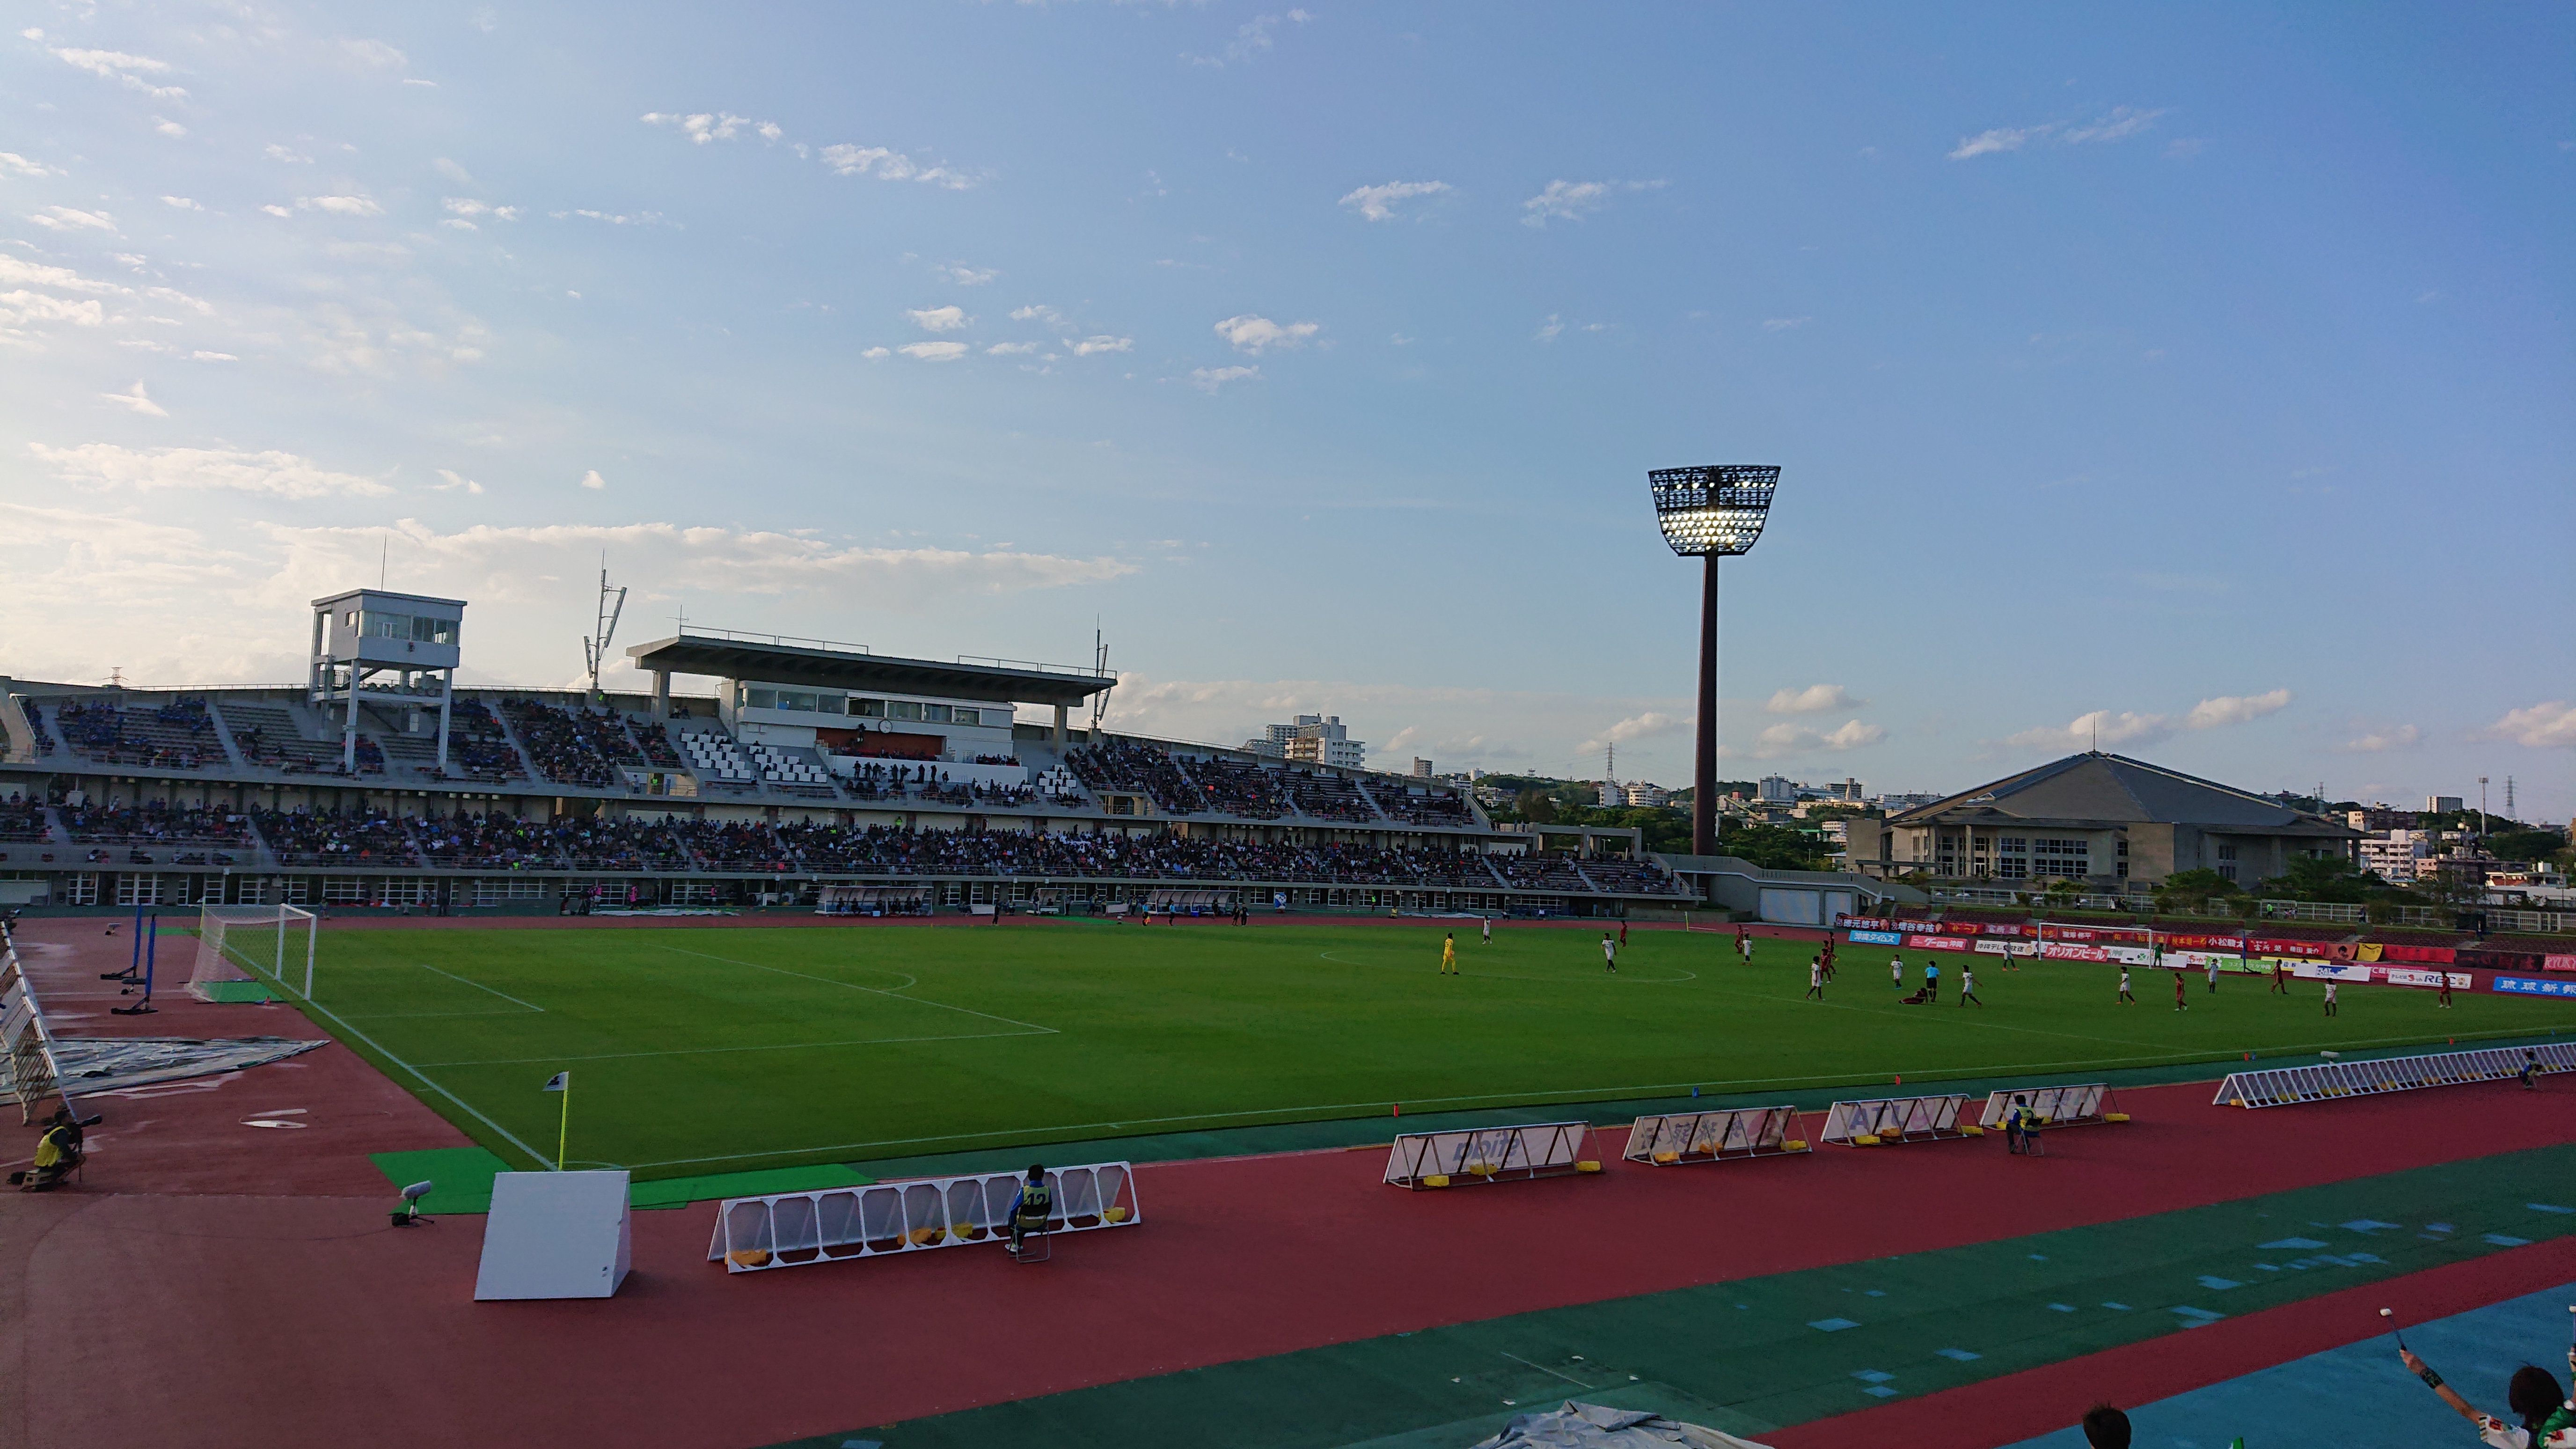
367 1149 871 1214
197 980 278 1003
783 1143 2576 1449
369 1147 514 1214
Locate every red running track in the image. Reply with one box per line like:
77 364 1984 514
14 1046 2576 1449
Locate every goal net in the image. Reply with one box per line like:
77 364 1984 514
190 904 318 1002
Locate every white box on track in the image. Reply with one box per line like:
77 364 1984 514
475 1170 632 1301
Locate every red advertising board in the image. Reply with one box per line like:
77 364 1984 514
1903 934 1972 952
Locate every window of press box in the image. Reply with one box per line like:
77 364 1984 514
951 708 980 726
887 701 922 721
850 698 885 717
922 704 950 723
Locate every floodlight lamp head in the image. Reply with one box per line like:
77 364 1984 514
1647 464 1781 558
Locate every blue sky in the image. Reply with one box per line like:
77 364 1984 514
4 3 2570 818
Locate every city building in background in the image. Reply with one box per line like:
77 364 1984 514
1243 714 1366 770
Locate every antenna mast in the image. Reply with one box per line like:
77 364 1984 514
1090 622 1111 737
581 556 628 703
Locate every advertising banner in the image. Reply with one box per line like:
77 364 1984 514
1846 929 1901 945
2496 975 2576 998
2548 955 2576 974
2379 943 2457 965
2042 943 2111 962
1905 933 1972 952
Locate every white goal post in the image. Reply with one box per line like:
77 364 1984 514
190 903 319 1001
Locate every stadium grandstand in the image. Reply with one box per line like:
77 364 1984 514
0 587 1690 915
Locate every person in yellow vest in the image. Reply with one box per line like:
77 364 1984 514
1440 932 1459 975
12 1108 85 1191
1007 1164 1052 1257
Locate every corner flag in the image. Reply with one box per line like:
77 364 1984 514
542 1071 570 1169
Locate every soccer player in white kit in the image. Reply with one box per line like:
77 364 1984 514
1602 933 1617 973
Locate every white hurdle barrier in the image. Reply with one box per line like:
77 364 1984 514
1622 1106 1811 1166
1820 1094 1971 1146
2212 1043 2576 1109
1383 1120 1603 1190
1977 1084 2124 1131
707 1161 1139 1273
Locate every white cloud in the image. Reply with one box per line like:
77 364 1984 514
1214 314 1320 353
819 143 976 190
1762 316 1814 331
898 340 969 361
99 381 167 417
1189 365 1260 392
2005 688 2292 752
643 111 762 145
261 205 292 218
579 469 607 490
1534 314 1565 343
433 157 475 184
341 38 409 69
300 195 385 217
29 442 390 498
985 342 1039 356
1951 107 2166 161
0 256 129 296
939 263 997 285
260 519 1138 615
191 351 235 362
1338 180 1451 222
154 117 187 139
1010 304 1068 326
0 292 107 327
2063 107 2167 145
1577 711 1685 754
1069 335 1132 356
860 346 891 359
2005 709 2176 751
1753 719 1887 758
905 305 968 332
2485 701 2576 749
51 47 188 100
161 195 201 209
2337 724 2422 754
1948 125 2051 160
0 153 60 178
32 205 117 234
445 198 520 220
1765 684 1861 715
2182 688 2292 730
1520 178 1664 227
432 468 484 496
265 144 314 164
1184 10 1311 68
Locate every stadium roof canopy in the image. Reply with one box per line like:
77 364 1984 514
625 632 1114 708
1886 752 2358 838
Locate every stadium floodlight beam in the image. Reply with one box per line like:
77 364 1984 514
1647 464 1782 858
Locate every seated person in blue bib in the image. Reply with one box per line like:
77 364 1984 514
1009 1164 1053 1252
2005 1095 2039 1154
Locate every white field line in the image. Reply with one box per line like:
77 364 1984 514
1317 949 1697 986
411 962 546 1012
252 968 554 1167
654 944 1056 1034
417 1027 1049 1069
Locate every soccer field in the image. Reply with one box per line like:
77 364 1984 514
270 920 2575 1179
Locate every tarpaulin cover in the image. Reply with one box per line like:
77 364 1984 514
1470 1400 1771 1449
0 1035 323 1103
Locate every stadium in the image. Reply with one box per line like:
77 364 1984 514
7 9 2573 1449
6 581 2576 1449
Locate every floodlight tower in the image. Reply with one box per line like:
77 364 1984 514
1648 465 1782 857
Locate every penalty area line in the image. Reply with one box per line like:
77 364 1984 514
412 962 546 1012
654 944 1055 1034
416 1027 1052 1069
268 984 555 1168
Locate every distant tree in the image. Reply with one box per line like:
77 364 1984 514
2154 868 2244 912
2262 853 2371 904
2487 828 2567 864
1716 822 1832 872
1516 790 1558 825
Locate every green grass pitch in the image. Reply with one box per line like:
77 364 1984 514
270 921 2575 1178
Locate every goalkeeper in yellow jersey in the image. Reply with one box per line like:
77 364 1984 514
1440 932 1459 975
